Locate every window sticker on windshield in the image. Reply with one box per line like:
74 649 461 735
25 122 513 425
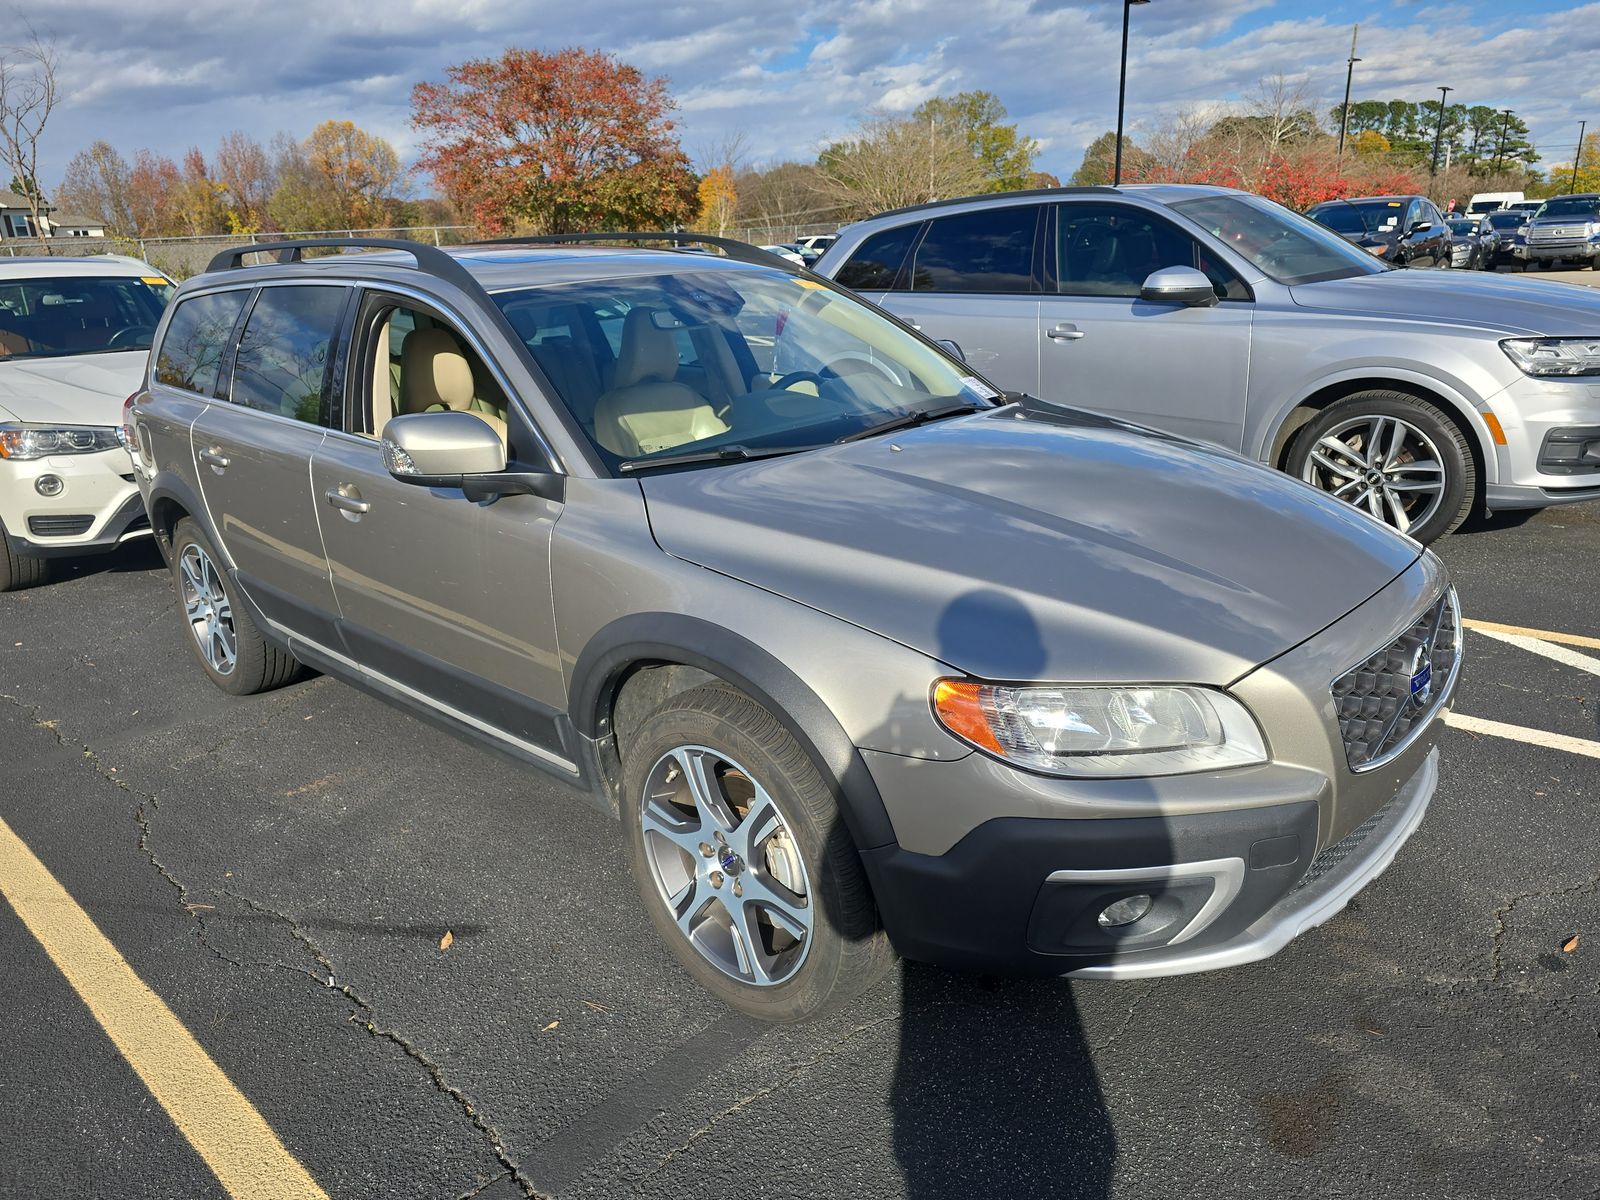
960 376 999 400
1386 201 1402 207
793 279 827 290
140 276 167 286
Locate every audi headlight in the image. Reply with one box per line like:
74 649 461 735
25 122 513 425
933 681 1268 777
1501 338 1600 378
0 423 122 460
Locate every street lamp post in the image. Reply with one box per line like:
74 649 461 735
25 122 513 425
1336 24 1361 160
1114 0 1151 186
1429 85 1454 181
1493 109 1513 173
1573 121 1588 192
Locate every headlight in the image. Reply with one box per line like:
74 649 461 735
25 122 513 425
1501 338 1600 378
0 423 122 460
932 680 1268 777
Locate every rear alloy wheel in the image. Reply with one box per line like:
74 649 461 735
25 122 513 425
1288 391 1475 544
621 682 894 1021
170 518 301 695
0 517 47 592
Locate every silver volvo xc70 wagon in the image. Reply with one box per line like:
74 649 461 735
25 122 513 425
129 236 1460 1020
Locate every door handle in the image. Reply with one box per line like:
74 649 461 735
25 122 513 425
1047 323 1086 341
324 486 370 516
198 447 230 470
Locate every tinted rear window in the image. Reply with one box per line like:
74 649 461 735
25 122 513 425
229 286 347 423
909 206 1039 292
834 224 919 291
155 289 249 396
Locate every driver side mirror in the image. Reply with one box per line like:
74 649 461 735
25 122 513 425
1409 221 1433 234
381 410 564 503
1139 266 1219 308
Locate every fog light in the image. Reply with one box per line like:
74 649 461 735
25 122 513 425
1097 894 1154 928
34 474 63 497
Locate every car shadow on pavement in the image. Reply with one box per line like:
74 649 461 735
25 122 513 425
891 965 1115 1199
43 539 167 582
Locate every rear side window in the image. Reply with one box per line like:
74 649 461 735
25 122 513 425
229 286 347 424
154 290 249 396
909 206 1040 293
834 224 920 291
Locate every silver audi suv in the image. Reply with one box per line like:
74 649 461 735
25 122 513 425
819 184 1600 544
129 236 1459 1020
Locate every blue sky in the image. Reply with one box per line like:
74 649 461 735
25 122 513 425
33 0 1600 196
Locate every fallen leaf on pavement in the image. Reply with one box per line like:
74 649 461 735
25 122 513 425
582 999 611 1013
439 930 454 951
1563 935 1580 953
542 1020 559 1032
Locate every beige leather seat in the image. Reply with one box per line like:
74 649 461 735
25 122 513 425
400 327 509 444
592 308 727 457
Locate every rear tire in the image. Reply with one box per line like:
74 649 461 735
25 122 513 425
1287 390 1476 544
620 682 895 1022
0 518 47 592
170 518 301 695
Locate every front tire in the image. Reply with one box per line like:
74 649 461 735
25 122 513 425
1287 391 1476 544
0 518 47 592
170 518 301 695
620 682 895 1021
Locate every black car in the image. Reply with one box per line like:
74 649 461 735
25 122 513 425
1306 195 1453 268
1480 209 1529 269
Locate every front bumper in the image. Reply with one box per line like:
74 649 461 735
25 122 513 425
0 449 151 557
1524 241 1600 263
1483 375 1600 507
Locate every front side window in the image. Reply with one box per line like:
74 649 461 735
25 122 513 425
357 300 509 441
0 273 172 361
229 286 346 424
154 289 247 395
1174 194 1390 285
493 268 991 469
834 224 920 291
909 206 1039 293
1055 203 1247 299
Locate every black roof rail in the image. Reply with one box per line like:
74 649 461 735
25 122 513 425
469 232 801 272
203 236 484 295
868 185 1121 221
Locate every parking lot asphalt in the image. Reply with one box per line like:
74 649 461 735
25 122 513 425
3 496 1597 1200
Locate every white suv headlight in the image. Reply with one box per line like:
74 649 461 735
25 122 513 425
1501 338 1600 378
933 680 1268 777
0 423 122 460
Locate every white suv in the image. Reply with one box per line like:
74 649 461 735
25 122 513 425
0 255 173 589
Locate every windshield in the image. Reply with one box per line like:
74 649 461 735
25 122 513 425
1533 197 1600 219
1486 211 1525 229
1308 201 1406 236
492 267 993 471
1447 220 1477 235
1175 194 1389 284
0 274 173 360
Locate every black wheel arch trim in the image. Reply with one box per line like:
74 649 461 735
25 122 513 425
145 472 224 563
569 612 897 851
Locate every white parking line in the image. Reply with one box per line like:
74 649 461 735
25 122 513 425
1462 618 1600 652
1444 712 1600 760
1469 626 1600 677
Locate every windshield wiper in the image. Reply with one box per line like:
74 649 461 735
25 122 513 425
835 400 987 444
617 443 819 473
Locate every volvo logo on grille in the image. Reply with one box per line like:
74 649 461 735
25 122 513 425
1408 642 1434 702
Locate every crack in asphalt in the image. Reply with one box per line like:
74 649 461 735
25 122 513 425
219 889 546 1200
630 1013 900 1193
1089 980 1160 1055
455 1170 512 1200
1489 875 1600 986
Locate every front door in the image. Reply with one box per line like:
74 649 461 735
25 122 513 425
311 293 569 767
1035 201 1254 451
193 283 349 643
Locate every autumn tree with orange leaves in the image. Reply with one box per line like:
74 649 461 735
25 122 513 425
410 47 699 234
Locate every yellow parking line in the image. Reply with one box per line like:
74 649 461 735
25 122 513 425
0 814 328 1200
1444 711 1600 760
1462 618 1600 652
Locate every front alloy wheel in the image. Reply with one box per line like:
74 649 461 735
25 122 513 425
1289 391 1475 544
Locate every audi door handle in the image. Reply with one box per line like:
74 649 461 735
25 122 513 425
198 447 230 469
1047 324 1086 341
324 486 370 515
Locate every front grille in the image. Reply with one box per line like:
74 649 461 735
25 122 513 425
1332 589 1460 771
27 514 94 537
1291 793 1396 895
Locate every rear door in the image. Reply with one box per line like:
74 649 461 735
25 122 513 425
309 290 570 768
192 283 350 644
851 205 1043 397
1036 200 1253 450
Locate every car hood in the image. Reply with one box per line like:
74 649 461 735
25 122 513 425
0 351 146 426
639 408 1419 685
1289 269 1600 335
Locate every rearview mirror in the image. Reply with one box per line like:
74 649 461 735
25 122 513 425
935 338 966 362
1139 267 1219 308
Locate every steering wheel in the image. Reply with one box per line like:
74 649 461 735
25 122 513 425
106 325 151 349
768 370 826 391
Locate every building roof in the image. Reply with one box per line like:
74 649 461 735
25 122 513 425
0 189 50 211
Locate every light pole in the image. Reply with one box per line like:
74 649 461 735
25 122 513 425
1429 85 1454 181
1573 120 1588 192
1336 24 1360 160
1493 109 1513 173
1114 0 1151 186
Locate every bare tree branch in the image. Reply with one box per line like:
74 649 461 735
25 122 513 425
0 30 57 252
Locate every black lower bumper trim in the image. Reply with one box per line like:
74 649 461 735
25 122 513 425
6 493 153 559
